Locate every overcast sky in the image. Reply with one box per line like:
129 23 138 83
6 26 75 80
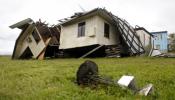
0 0 175 55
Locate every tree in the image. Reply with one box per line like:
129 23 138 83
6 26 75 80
168 33 175 52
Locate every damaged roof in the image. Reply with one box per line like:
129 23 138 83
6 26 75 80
10 19 60 59
135 26 154 37
9 18 34 29
59 8 119 26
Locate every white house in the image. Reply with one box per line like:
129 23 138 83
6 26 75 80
59 10 119 49
58 8 145 57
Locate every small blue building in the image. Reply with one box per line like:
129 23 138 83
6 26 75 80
151 31 168 53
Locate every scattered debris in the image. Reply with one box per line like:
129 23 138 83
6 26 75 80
79 45 104 58
164 53 175 58
117 75 137 92
139 84 153 96
149 49 162 57
76 60 98 85
117 75 153 96
105 45 121 58
76 60 154 96
149 48 175 58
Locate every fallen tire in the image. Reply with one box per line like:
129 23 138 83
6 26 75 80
76 60 98 85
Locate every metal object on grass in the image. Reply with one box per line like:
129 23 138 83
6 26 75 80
76 60 154 96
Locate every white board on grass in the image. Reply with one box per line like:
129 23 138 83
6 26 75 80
117 75 134 87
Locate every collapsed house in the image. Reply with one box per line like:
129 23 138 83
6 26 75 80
10 18 60 59
10 8 153 59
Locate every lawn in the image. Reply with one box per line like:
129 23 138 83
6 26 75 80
0 56 175 100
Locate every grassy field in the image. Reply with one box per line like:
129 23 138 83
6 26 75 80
0 56 175 100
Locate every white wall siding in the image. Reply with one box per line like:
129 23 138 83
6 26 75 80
59 15 119 49
136 29 152 55
59 16 98 49
28 34 46 58
96 16 119 45
14 32 46 58
136 30 151 47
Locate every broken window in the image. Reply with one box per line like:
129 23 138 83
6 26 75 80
78 22 85 37
32 30 41 44
104 23 110 38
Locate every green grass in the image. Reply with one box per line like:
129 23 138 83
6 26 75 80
0 56 175 100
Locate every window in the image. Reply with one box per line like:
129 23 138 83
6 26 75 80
104 23 110 38
160 34 162 40
32 30 41 44
156 45 160 50
78 22 85 37
157 35 159 40
157 34 162 40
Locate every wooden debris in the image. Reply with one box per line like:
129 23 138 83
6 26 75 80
10 19 61 59
79 45 104 58
105 45 121 57
139 84 153 96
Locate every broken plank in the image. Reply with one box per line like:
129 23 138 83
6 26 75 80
79 45 104 58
